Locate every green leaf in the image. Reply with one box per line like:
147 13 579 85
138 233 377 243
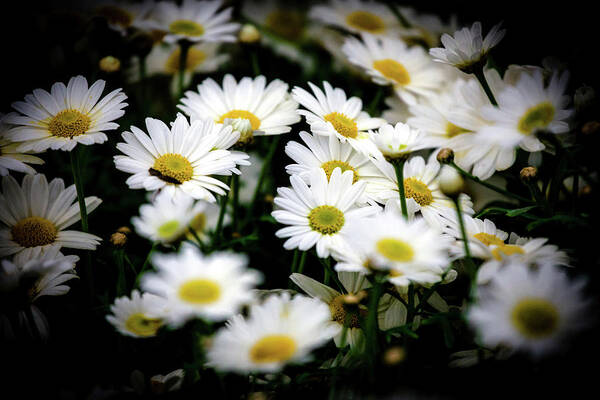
505 205 537 216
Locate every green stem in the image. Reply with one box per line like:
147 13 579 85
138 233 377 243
453 197 478 299
387 3 412 28
297 251 307 274
473 66 498 106
392 159 408 219
250 50 260 76
290 249 299 274
232 174 240 233
367 87 383 115
249 136 280 217
136 242 158 286
177 40 191 99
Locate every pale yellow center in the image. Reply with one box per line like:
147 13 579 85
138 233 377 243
321 160 358 183
511 298 559 339
178 279 221 304
308 205 345 235
165 47 207 74
404 178 433 206
48 110 91 138
218 110 261 131
518 102 555 135
329 295 365 328
376 238 414 262
150 153 193 184
491 244 525 261
265 10 304 40
473 232 505 247
125 313 163 337
12 217 57 248
249 335 297 363
324 112 358 139
346 10 385 33
169 19 205 36
445 122 471 138
373 59 411 86
157 220 181 239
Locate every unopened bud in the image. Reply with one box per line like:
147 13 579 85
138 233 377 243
117 226 132 235
438 165 464 197
383 346 406 365
264 194 274 203
239 24 261 43
520 166 538 182
582 121 600 136
110 232 127 247
99 56 121 73
581 185 592 196
436 148 454 164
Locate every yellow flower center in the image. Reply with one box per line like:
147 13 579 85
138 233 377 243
157 220 181 239
376 238 414 262
150 153 194 184
48 109 91 138
165 47 207 74
96 5 134 28
265 10 305 40
511 298 559 339
324 112 358 139
329 294 365 328
249 335 297 363
308 205 345 235
169 19 205 37
345 10 385 33
218 110 261 131
188 213 207 234
445 122 471 138
124 313 163 337
373 59 411 86
491 244 525 261
12 217 58 248
473 232 505 247
321 160 358 183
518 102 555 135
404 178 433 206
178 279 221 304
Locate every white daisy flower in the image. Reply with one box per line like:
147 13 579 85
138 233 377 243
373 155 474 230
429 21 505 71
309 0 403 37
131 190 207 244
468 262 589 358
141 243 262 327
106 290 167 338
0 174 102 260
178 74 300 143
114 114 244 202
479 69 572 153
152 0 239 44
443 215 508 259
284 131 388 203
271 168 381 258
0 115 44 175
92 0 157 35
206 292 338 373
370 122 431 161
3 75 127 152
292 81 385 155
342 34 448 105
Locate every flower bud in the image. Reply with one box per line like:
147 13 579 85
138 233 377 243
117 226 132 235
520 166 538 182
383 346 406 365
110 232 127 248
436 148 454 164
239 24 261 43
582 121 600 136
99 56 121 73
438 165 464 197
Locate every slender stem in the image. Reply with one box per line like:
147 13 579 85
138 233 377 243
297 251 307 275
177 40 191 99
392 159 408 219
387 3 412 28
449 161 531 203
232 174 240 233
473 66 498 106
367 87 383 115
249 136 280 216
250 50 260 76
453 197 478 299
136 242 158 286
70 149 88 232
214 176 233 243
290 249 299 274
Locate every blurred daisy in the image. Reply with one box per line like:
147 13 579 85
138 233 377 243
92 0 157 34
272 168 380 258
370 122 431 161
0 174 102 259
310 0 403 37
141 243 262 327
152 0 239 44
468 262 589 358
4 76 127 152
398 7 458 48
381 95 412 124
284 131 388 203
106 290 167 338
114 114 243 202
207 293 338 373
430 21 505 71
179 74 300 143
343 34 447 105
292 81 385 155
132 190 207 244
185 200 223 242
0 116 44 175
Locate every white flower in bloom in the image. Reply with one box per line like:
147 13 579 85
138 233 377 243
272 168 380 258
309 0 403 37
0 116 44 175
106 290 167 338
429 21 505 71
3 76 127 152
207 293 338 373
479 69 572 153
114 114 244 202
132 191 207 244
443 215 508 260
92 0 157 34
179 74 300 142
370 122 431 161
284 131 388 203
0 174 101 260
141 244 261 327
292 81 385 155
343 34 448 105
152 0 239 44
468 262 589 358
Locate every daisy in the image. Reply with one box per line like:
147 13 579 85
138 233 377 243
92 0 157 35
342 34 448 105
206 292 338 373
398 7 458 48
0 116 44 175
0 174 102 260
152 0 239 44
309 0 403 37
271 168 381 258
284 131 389 203
178 74 300 143
3 75 127 152
141 243 262 327
114 114 244 202
106 290 167 338
290 271 404 348
292 81 385 155
468 262 589 358
429 21 505 71
131 190 208 244
370 122 431 161
373 154 474 230
479 69 572 153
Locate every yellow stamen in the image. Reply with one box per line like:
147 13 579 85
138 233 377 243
178 279 221 304
218 110 261 131
150 153 193 184
445 122 471 138
12 217 57 248
511 298 559 339
321 160 358 183
308 205 345 235
125 313 163 337
376 238 414 262
373 59 411 86
404 178 433 206
518 102 555 135
48 110 91 138
165 47 206 74
491 244 525 261
345 11 385 34
324 112 358 139
169 19 205 37
473 232 505 247
249 335 297 363
329 294 365 328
